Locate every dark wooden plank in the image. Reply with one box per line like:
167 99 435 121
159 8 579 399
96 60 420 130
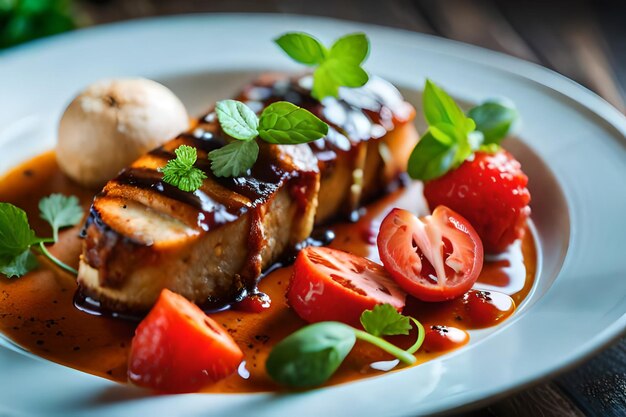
555 337 626 417
591 0 626 109
487 382 586 417
79 0 436 33
79 0 280 23
412 0 540 63
277 0 435 33
494 0 625 112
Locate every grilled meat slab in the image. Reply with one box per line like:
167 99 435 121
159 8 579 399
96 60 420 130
78 74 418 312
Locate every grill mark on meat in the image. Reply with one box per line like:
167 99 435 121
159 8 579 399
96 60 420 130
113 167 240 232
79 73 416 312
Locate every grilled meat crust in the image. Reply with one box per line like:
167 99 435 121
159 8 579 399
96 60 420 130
78 74 417 312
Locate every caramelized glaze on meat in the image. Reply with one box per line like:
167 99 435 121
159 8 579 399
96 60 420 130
78 74 418 312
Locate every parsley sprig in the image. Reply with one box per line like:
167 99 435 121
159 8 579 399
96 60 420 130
0 194 83 278
408 79 518 181
160 145 207 192
266 304 425 388
275 32 370 99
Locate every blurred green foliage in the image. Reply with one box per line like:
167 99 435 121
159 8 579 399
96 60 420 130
0 0 77 49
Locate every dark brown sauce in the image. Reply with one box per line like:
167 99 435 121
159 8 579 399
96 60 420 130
114 167 242 231
236 74 414 174
0 153 537 392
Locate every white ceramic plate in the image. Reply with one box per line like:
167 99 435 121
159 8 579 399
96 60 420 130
0 14 625 417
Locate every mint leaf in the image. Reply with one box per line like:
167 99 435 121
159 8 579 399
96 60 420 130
360 304 412 337
324 60 369 88
408 80 500 181
275 31 370 100
312 65 339 99
208 140 259 178
215 99 259 141
210 100 328 178
274 32 327 66
423 79 469 128
39 194 83 242
329 33 369 65
0 250 38 278
408 130 459 181
258 101 328 144
160 145 207 192
430 123 474 167
468 100 518 145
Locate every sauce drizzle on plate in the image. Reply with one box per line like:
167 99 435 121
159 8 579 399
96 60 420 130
0 152 537 392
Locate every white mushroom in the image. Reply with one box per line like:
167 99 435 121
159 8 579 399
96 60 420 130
57 78 189 188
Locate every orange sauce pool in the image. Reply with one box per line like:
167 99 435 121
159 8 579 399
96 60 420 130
0 152 537 392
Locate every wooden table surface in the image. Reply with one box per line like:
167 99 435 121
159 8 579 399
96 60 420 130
73 0 626 415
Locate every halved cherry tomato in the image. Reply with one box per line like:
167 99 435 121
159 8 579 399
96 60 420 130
128 289 243 393
463 290 515 328
377 206 483 302
422 325 469 352
287 246 406 327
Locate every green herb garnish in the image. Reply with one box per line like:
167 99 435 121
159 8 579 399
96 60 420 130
39 194 83 242
0 0 77 49
160 145 207 192
208 99 328 177
408 79 518 181
265 305 425 388
0 194 83 278
208 140 259 179
0 203 43 277
215 99 259 141
274 32 370 100
468 100 518 146
360 303 413 337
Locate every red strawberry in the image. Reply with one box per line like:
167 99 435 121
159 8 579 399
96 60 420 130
423 149 530 253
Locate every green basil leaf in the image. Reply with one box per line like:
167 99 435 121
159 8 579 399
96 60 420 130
329 32 369 65
360 304 412 337
0 250 38 278
39 194 83 242
258 101 328 144
325 59 369 88
275 31 370 100
266 322 356 388
0 203 40 259
215 99 259 141
312 64 339 99
274 32 327 66
208 140 259 178
407 129 459 181
430 123 473 167
468 100 518 145
423 79 468 128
